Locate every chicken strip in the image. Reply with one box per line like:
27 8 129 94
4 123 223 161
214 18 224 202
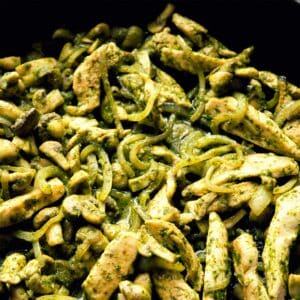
283 119 300 146
204 96 300 160
153 270 199 300
67 42 129 116
203 212 230 300
184 182 258 220
82 231 138 300
232 233 269 300
262 186 300 300
172 13 207 47
183 153 298 197
145 219 203 291
0 178 64 228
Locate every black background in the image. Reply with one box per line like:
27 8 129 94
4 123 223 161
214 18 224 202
0 0 299 85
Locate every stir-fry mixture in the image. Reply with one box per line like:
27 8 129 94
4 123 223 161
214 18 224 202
1 3 300 300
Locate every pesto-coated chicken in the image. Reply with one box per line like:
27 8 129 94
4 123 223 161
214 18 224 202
203 212 230 300
232 232 269 300
153 270 199 300
263 186 300 300
82 232 138 300
204 95 300 160
183 153 298 197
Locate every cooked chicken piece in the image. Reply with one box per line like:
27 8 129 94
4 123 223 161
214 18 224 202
147 184 180 222
154 66 191 108
209 70 234 94
82 232 138 300
172 13 207 47
204 96 300 160
134 273 152 294
152 270 199 300
203 212 230 300
0 138 19 162
141 28 183 54
160 45 251 75
20 258 46 281
147 3 175 33
44 222 64 247
183 153 298 197
0 253 26 285
227 181 259 207
283 119 300 146
137 225 177 262
112 161 128 189
232 233 269 300
118 56 191 112
262 186 300 300
63 115 117 144
67 42 130 116
161 47 225 74
232 105 300 160
185 182 258 220
184 193 218 221
15 57 60 88
145 219 203 291
119 273 152 300
258 70 300 99
119 280 151 300
0 178 64 228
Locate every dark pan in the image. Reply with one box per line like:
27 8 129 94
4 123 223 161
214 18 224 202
0 0 299 85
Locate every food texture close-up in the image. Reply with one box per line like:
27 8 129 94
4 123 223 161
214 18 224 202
0 1 300 299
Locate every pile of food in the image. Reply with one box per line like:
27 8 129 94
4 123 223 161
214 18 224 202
0 3 300 299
